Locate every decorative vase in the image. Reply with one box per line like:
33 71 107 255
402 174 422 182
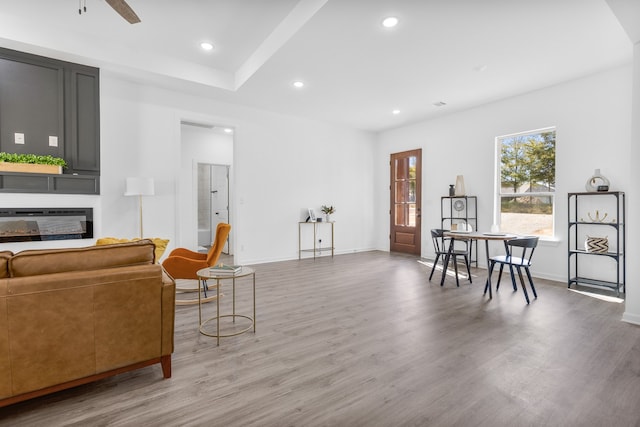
448 184 455 196
454 175 465 196
325 214 331 222
585 169 610 192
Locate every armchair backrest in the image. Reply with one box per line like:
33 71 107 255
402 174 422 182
206 223 232 266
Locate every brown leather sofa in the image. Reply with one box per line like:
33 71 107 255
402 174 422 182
0 239 175 407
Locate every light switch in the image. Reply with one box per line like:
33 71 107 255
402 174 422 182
49 136 58 147
14 133 25 144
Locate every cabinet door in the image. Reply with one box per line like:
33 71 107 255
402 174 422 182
0 55 64 156
65 66 100 173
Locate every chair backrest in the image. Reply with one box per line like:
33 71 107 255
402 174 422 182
431 229 446 253
206 223 232 266
507 236 538 265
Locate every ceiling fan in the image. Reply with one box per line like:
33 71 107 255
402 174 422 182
78 0 141 24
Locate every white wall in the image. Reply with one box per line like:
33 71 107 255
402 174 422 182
375 65 632 285
179 124 233 253
622 42 640 325
0 71 377 265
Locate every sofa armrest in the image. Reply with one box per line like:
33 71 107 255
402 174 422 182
161 268 175 361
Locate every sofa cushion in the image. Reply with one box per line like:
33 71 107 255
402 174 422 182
0 251 12 278
9 240 155 278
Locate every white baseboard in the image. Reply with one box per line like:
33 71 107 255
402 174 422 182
621 311 640 326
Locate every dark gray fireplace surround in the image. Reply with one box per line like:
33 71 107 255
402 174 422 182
0 208 93 242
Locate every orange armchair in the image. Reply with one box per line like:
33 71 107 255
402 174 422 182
162 223 231 280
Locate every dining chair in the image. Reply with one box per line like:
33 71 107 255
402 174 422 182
487 236 539 304
429 229 472 287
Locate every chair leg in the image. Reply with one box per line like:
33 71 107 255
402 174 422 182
516 266 530 304
429 254 441 281
525 266 537 299
463 255 472 283
496 264 504 290
508 264 518 291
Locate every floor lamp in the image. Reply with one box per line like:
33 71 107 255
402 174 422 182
124 177 155 238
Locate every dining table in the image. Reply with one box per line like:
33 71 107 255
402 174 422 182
441 230 518 298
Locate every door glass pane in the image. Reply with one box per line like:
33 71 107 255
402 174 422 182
395 158 408 180
408 203 416 226
395 182 408 202
408 180 416 202
408 156 416 180
395 205 407 226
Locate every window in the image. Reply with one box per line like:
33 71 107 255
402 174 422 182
496 128 556 237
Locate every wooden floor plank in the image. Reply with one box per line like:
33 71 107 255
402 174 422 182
1 251 639 426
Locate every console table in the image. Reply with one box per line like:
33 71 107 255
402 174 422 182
298 221 334 259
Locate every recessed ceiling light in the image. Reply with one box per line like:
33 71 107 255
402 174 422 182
382 16 398 28
224 128 233 134
200 42 214 51
433 101 447 107
292 81 305 88
392 109 401 115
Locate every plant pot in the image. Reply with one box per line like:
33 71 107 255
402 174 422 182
0 162 62 174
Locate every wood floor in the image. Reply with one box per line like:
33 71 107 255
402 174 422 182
2 251 640 426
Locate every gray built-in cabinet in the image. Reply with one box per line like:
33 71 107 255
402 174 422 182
0 48 100 194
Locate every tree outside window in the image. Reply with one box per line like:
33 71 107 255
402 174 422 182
497 128 556 237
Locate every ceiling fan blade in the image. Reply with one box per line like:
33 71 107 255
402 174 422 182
105 0 141 24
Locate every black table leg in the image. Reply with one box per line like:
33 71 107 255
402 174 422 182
483 239 493 299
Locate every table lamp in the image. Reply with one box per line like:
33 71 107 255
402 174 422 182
124 177 155 238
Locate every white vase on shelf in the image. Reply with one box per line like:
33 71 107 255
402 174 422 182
454 175 465 196
585 169 610 192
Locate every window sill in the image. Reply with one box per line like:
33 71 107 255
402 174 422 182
537 237 562 247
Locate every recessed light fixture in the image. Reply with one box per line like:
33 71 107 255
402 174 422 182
292 81 305 89
392 109 401 115
382 16 398 28
433 101 447 107
224 128 233 134
200 42 214 51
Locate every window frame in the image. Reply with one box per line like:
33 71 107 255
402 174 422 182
494 126 556 239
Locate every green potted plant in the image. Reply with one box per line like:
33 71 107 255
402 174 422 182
0 152 67 174
321 205 336 222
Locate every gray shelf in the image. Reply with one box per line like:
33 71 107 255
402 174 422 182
441 195 477 267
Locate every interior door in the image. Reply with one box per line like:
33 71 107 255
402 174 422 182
390 149 422 254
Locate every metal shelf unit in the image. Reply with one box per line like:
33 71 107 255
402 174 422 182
440 196 478 267
567 191 625 296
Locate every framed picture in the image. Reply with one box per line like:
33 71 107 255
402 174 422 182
308 208 316 222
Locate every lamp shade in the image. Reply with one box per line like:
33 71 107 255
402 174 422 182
124 177 155 196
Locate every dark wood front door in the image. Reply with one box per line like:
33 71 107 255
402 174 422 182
390 149 422 255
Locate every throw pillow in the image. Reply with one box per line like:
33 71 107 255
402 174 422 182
96 237 169 262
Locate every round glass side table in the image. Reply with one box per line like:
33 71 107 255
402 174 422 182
196 266 256 346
